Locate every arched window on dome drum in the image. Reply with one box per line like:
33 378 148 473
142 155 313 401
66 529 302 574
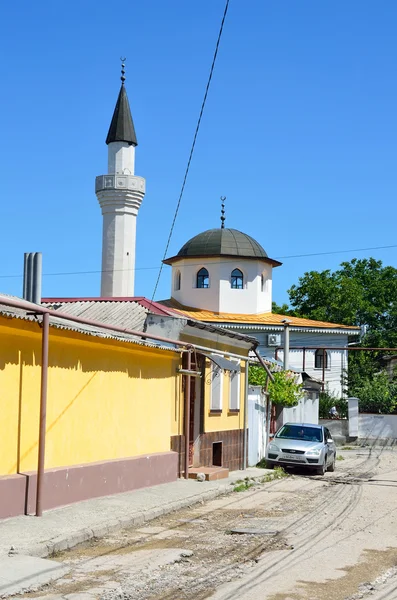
315 349 329 369
174 270 181 291
231 268 243 289
197 268 209 289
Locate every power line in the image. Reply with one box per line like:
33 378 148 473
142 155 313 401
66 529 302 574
1 242 396 280
150 0 230 302
277 244 397 259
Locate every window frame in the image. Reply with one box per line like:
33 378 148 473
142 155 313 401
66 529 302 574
314 349 329 370
229 361 240 411
196 267 209 289
174 270 181 291
231 268 244 290
210 363 223 411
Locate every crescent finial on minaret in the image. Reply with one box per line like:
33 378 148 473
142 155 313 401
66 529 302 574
120 57 126 85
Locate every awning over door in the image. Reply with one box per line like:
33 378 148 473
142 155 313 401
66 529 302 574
207 354 240 372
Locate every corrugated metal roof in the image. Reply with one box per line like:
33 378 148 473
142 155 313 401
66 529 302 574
42 297 258 346
44 299 148 332
0 295 177 352
159 299 361 332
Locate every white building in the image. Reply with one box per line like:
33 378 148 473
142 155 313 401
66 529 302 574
161 226 360 397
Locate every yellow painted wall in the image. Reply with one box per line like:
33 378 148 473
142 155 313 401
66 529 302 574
203 358 247 433
0 317 181 476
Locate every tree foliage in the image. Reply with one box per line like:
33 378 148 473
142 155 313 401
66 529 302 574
248 366 303 407
354 371 397 414
285 258 397 394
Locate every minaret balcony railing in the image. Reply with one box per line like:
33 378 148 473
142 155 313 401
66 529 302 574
95 174 145 194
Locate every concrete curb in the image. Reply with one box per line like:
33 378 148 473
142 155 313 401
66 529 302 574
30 473 271 559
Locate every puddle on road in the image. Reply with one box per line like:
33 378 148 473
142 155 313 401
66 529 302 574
268 547 397 600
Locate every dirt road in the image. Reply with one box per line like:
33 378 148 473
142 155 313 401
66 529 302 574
20 447 397 600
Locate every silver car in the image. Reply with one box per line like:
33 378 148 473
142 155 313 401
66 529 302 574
265 423 336 475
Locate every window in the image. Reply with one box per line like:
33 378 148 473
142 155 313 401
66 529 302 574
315 349 329 369
229 362 240 410
261 274 264 291
174 270 181 291
197 268 209 288
210 364 223 410
276 424 323 442
231 268 243 289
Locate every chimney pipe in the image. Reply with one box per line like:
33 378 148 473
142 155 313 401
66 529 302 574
23 252 42 304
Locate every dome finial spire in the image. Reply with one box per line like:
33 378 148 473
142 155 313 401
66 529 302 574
220 196 226 229
120 57 126 85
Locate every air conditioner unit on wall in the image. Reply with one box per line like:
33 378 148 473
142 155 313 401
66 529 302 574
267 334 281 347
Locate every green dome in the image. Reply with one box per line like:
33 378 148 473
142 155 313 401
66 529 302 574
176 228 268 259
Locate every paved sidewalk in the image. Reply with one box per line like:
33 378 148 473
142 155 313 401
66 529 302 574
0 468 267 560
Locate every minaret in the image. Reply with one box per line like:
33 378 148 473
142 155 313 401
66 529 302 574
95 61 146 297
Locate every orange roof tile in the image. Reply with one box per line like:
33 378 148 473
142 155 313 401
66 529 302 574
159 299 360 331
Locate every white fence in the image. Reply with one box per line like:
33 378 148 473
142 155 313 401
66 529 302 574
247 387 319 466
358 414 397 441
248 386 267 466
277 396 319 430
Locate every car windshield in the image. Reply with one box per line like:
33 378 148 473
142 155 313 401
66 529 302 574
276 425 323 442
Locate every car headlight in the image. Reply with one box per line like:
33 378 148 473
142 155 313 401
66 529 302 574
268 443 280 452
306 449 321 456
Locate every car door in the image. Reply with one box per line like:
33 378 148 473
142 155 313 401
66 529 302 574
324 428 334 463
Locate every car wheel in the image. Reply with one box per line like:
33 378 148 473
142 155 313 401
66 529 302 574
266 461 275 469
327 455 336 472
316 461 326 476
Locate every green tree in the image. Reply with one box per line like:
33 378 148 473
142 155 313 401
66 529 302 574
354 371 397 414
248 366 303 408
271 301 296 316
285 258 397 394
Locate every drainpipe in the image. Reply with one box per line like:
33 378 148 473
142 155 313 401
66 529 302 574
302 348 306 371
36 312 49 517
282 320 291 371
242 359 249 470
184 350 192 479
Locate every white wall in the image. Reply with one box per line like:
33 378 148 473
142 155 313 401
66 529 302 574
255 331 349 397
358 414 397 440
280 395 319 428
248 386 267 466
171 257 273 314
108 141 135 174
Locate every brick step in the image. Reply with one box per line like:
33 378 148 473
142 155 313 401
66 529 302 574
188 466 229 481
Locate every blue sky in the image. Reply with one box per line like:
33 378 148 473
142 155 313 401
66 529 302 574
1 1 396 306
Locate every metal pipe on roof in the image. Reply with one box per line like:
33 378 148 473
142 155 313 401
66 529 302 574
0 296 195 349
32 253 42 305
282 321 290 370
242 360 248 470
36 312 49 517
253 349 275 383
184 350 192 480
0 296 260 359
275 346 397 351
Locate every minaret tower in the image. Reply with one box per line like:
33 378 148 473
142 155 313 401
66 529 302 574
95 61 146 297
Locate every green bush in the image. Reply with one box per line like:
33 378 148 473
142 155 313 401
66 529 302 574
319 391 348 419
248 366 303 408
355 371 397 414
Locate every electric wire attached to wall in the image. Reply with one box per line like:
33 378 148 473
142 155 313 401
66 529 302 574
150 0 230 303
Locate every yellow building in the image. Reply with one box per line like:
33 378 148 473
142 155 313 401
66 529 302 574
0 295 257 518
